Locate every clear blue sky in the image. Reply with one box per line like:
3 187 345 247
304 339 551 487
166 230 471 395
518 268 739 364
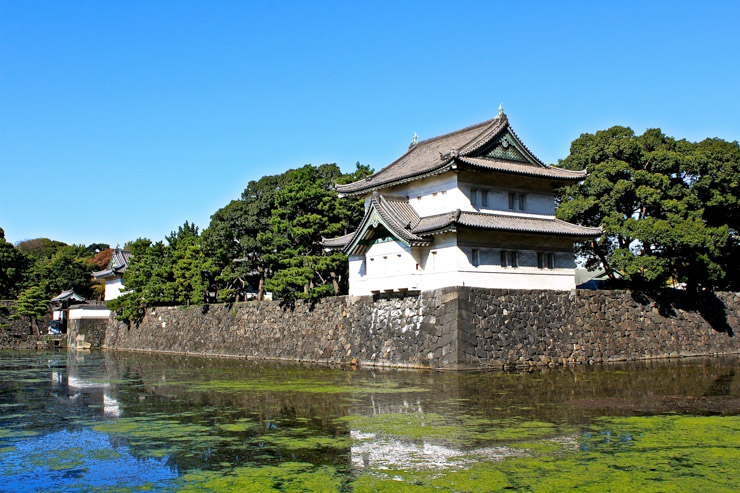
2 1 739 248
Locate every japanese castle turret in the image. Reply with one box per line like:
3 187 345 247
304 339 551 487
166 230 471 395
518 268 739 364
323 108 601 296
92 248 132 301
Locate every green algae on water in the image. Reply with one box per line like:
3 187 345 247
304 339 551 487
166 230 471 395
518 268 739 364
176 462 343 492
253 431 353 450
187 377 429 395
343 412 566 445
0 428 38 440
350 415 740 492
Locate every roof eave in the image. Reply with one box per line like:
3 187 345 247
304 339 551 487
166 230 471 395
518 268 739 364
337 162 454 197
455 222 602 238
454 157 587 182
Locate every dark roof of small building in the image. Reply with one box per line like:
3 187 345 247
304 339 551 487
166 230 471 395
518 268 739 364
93 248 132 279
51 289 85 303
336 112 586 196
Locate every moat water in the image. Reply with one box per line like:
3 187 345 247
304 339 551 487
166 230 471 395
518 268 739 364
1 350 740 491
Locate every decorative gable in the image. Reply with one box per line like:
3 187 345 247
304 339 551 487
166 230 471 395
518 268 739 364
346 209 416 256
479 132 531 164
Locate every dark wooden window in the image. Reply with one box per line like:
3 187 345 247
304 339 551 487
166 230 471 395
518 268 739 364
501 250 518 268
471 249 480 267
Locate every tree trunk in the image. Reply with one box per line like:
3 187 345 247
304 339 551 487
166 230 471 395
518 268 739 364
593 240 616 280
257 269 265 301
330 272 339 295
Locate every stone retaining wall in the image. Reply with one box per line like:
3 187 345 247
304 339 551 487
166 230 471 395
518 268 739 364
0 301 51 350
105 288 460 368
67 318 108 350
104 288 740 368
457 288 740 367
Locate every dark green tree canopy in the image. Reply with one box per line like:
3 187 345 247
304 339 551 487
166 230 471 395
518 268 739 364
556 127 740 291
0 229 107 303
262 163 370 300
0 234 30 300
202 162 371 303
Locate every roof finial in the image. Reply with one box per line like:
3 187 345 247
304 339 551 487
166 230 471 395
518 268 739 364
410 132 418 148
497 103 504 118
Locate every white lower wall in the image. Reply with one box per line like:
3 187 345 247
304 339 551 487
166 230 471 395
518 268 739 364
347 230 578 295
68 307 112 320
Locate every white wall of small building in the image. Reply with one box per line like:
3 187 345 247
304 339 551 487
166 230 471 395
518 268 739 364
68 306 111 320
104 276 126 301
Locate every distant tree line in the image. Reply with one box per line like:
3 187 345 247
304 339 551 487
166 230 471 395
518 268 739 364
0 228 110 331
556 127 740 291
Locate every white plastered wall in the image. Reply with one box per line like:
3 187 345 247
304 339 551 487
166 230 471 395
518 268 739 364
363 174 462 216
361 171 557 218
104 277 126 301
349 172 578 294
348 233 462 295
455 230 576 290
348 240 423 295
68 306 112 320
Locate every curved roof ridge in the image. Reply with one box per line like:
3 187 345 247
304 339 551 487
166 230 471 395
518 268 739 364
414 116 499 147
337 115 504 196
506 125 547 167
458 114 509 156
552 217 602 233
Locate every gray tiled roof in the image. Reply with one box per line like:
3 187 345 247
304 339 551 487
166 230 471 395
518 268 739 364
413 211 602 237
51 289 85 303
336 116 506 195
321 193 429 252
92 248 132 279
336 113 583 195
373 194 423 240
321 232 355 249
323 193 601 253
456 157 587 180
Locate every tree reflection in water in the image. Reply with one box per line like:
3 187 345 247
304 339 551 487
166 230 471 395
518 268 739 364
0 350 739 490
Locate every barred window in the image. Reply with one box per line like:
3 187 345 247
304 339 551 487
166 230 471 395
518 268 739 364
500 250 518 268
508 192 527 211
471 249 480 267
538 252 556 269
